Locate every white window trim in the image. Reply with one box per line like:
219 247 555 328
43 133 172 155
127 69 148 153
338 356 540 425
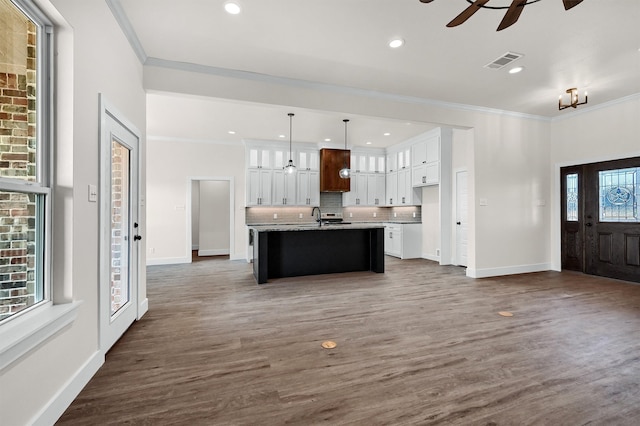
0 301 81 370
0 0 80 371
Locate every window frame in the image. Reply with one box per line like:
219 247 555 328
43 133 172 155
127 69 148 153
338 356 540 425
0 0 79 371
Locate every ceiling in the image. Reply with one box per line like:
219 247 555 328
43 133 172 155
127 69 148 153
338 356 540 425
116 0 640 147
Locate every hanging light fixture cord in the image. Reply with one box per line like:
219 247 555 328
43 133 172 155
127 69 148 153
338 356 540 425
339 119 351 179
285 113 296 174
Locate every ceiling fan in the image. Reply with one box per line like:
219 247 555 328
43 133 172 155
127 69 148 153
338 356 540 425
419 0 584 31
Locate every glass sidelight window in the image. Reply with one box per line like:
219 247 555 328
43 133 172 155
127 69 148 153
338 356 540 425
599 167 639 222
566 173 579 221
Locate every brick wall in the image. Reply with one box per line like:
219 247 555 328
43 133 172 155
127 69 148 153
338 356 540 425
0 22 38 321
110 141 125 314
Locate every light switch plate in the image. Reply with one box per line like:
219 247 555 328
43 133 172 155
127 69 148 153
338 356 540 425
88 184 97 202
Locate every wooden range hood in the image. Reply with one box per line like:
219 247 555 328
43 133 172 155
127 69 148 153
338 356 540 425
320 148 350 192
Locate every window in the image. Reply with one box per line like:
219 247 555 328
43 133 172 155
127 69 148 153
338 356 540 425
566 173 578 222
599 167 640 223
0 0 51 323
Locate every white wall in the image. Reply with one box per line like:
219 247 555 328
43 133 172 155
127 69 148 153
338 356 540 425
549 96 640 270
198 180 230 256
0 1 147 425
146 136 245 263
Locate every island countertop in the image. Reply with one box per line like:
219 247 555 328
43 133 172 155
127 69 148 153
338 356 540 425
249 223 385 232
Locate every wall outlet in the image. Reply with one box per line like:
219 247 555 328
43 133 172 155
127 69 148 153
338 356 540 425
373 212 377 218
436 249 440 256
299 213 303 219
273 213 278 219
413 212 416 218
149 248 155 254
393 212 397 218
349 212 353 218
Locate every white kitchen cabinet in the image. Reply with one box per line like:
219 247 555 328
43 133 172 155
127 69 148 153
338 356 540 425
397 147 411 170
343 172 368 206
247 168 272 206
297 148 319 171
247 147 271 169
367 154 386 173
387 152 398 173
351 152 368 173
272 148 290 170
412 162 439 186
297 170 320 206
397 168 421 205
412 134 440 187
367 173 386 206
272 169 297 206
386 171 398 205
384 223 422 259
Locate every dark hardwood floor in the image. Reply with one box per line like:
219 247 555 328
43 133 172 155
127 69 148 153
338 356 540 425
58 255 640 425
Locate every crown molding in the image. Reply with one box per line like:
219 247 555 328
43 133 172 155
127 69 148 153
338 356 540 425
106 0 147 63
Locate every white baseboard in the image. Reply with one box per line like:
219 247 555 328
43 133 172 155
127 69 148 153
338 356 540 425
466 263 551 278
146 256 191 266
197 248 230 256
31 350 104 426
138 297 149 320
422 253 440 262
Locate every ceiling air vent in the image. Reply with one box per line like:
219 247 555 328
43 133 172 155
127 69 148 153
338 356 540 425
484 51 523 70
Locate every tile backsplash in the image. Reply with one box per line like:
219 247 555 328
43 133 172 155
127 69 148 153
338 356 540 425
246 193 421 225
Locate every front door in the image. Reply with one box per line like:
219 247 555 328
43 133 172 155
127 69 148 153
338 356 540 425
561 157 640 282
100 99 141 353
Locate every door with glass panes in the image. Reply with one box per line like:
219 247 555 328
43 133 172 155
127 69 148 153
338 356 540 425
561 157 640 283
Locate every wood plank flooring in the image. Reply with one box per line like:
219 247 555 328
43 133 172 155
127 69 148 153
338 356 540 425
57 255 640 425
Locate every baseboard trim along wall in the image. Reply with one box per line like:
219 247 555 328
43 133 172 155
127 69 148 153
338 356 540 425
31 350 104 426
422 253 440 262
146 256 191 266
466 263 551 279
197 249 230 256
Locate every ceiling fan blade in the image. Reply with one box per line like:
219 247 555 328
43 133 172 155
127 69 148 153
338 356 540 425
447 0 491 27
497 0 526 31
562 0 583 10
419 0 435 3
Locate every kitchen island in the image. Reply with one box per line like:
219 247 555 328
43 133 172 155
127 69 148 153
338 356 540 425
250 224 384 284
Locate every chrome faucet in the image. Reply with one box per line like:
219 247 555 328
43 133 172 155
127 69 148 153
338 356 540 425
311 206 321 226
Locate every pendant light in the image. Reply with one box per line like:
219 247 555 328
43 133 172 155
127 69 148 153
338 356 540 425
339 119 351 179
284 113 297 175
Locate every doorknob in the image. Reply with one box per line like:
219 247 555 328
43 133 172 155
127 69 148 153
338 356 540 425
585 223 593 227
134 235 142 241
456 222 461 225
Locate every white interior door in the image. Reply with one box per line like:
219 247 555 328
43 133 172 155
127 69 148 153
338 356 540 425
455 170 468 267
100 98 140 353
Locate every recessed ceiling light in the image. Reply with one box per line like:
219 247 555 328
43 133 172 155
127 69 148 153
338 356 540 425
366 141 373 145
224 2 241 15
383 132 391 136
279 134 286 138
388 38 404 49
509 66 524 74
324 138 331 142
228 130 236 134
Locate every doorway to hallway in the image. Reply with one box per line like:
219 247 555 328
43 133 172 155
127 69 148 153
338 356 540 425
189 177 234 262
